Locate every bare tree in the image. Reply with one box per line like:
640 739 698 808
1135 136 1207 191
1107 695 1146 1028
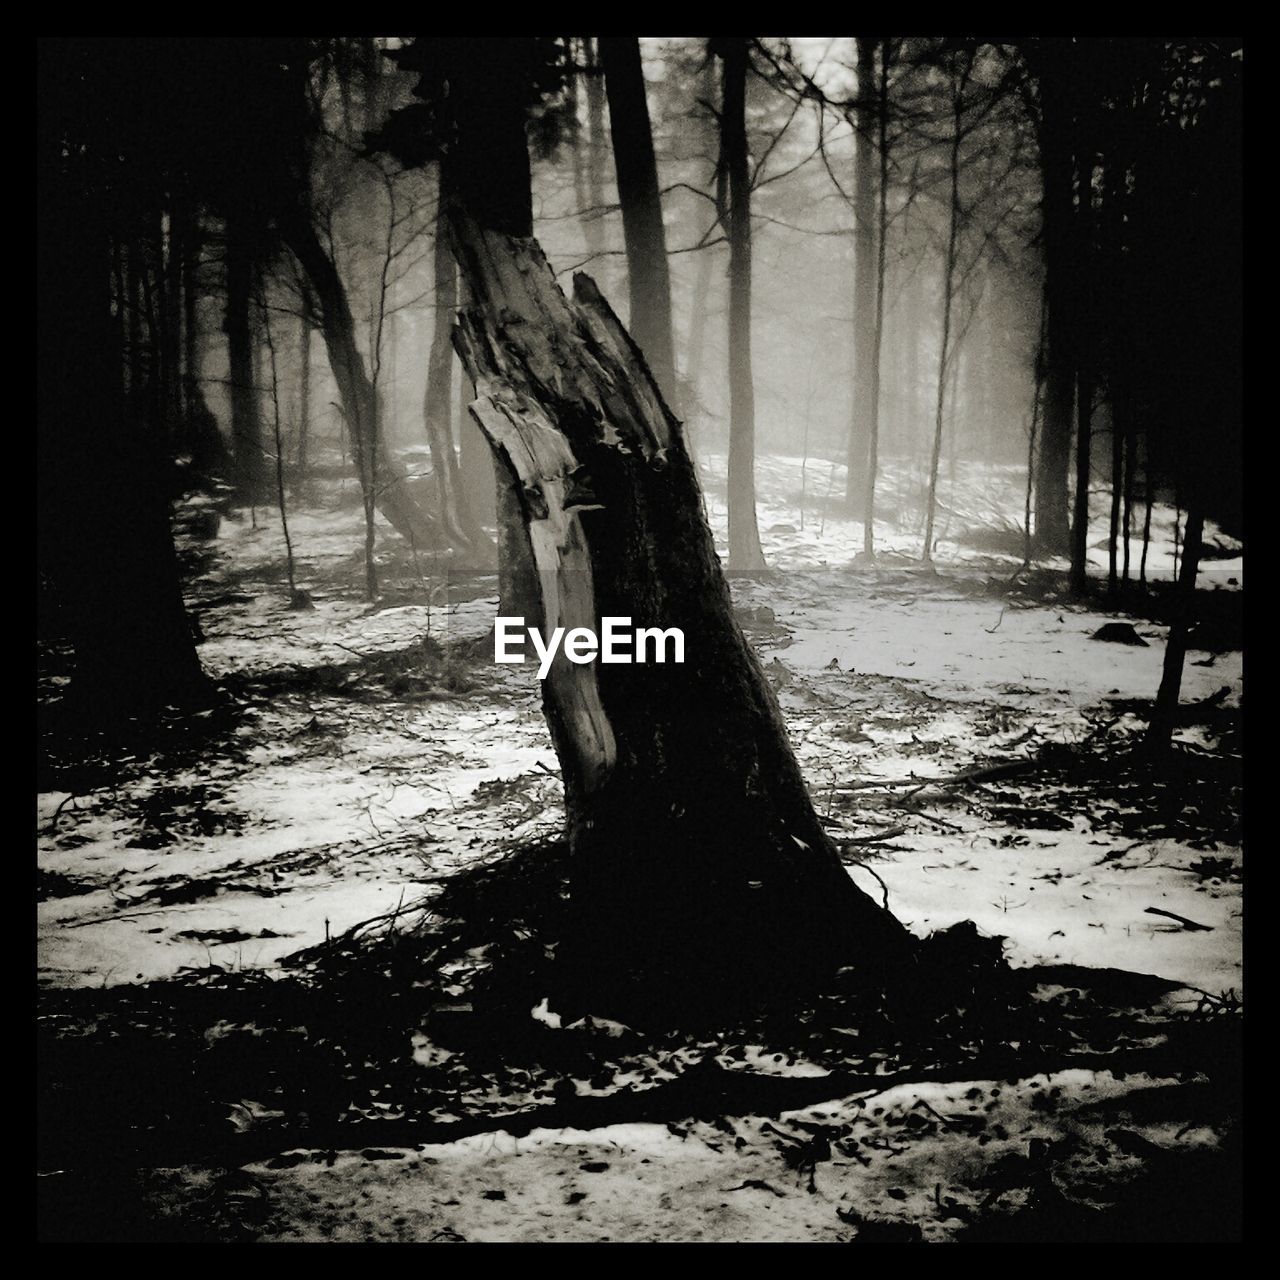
600 37 679 407
719 37 767 571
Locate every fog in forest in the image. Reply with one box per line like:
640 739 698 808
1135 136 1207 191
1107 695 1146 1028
37 36 1243 1245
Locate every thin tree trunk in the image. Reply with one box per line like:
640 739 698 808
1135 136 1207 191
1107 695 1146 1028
297 291 312 481
922 78 963 567
1108 417 1122 597
225 211 269 503
720 37 766 571
904 266 921 454
1069 155 1095 596
863 39 890 559
431 36 538 605
600 36 678 408
1103 152 1127 599
682 243 715 432
1139 451 1154 587
260 289 299 600
846 36 878 518
159 206 183 446
1144 502 1204 754
179 204 228 482
583 40 610 292
281 211 443 557
1122 416 1136 586
1032 44 1076 555
1070 363 1093 594
1021 340 1044 573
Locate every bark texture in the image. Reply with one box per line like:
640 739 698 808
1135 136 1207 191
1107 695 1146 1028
720 38 767 571
1032 44 1076 554
600 36 678 408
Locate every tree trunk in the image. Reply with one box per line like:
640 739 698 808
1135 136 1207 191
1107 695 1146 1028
449 213 908 1011
863 39 889 557
845 36 878 518
281 210 443 554
922 81 963 567
1069 155 1095 596
1070 362 1092 594
1122 418 1136 586
433 36 537 596
178 203 229 482
1108 408 1122 598
580 40 611 293
1144 501 1204 754
904 266 922 453
682 242 715 431
600 36 678 409
1032 45 1076 555
296 291 312 481
224 211 270 503
159 206 183 446
720 37 767 571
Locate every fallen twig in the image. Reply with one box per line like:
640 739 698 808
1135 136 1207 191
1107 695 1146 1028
1144 907 1213 932
831 826 908 846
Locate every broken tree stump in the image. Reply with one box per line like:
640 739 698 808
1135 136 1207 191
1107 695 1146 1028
448 211 908 1010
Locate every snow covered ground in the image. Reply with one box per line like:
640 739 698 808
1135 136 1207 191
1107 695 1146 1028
37 452 1241 999
37 450 1241 1242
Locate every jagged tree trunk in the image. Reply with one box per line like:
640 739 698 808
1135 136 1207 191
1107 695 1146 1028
600 36 678 409
281 211 442 556
845 35 878 519
450 213 908 1010
720 37 767 571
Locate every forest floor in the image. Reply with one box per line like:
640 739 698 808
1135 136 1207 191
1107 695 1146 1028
36 452 1243 1243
